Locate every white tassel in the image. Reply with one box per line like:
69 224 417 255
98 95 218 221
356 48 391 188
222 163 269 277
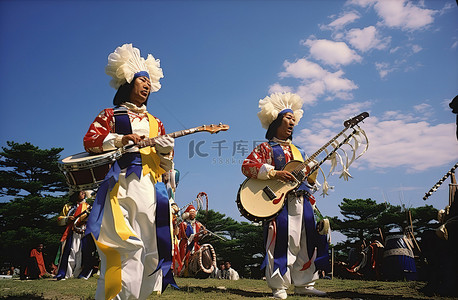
324 149 338 177
317 164 332 197
339 166 353 181
354 126 369 160
342 133 357 167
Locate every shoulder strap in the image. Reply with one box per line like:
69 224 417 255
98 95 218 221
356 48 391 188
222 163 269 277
113 106 132 135
268 141 286 170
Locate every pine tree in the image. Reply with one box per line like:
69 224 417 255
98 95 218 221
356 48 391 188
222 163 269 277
0 141 69 269
0 141 67 196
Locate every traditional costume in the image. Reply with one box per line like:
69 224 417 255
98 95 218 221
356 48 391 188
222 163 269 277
55 192 92 280
177 205 205 275
84 44 177 300
242 92 329 299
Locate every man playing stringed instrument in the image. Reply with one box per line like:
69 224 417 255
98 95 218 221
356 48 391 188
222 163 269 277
177 205 207 276
83 44 177 299
241 92 329 299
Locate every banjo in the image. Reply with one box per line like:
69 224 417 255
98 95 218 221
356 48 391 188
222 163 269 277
60 124 229 191
236 112 369 222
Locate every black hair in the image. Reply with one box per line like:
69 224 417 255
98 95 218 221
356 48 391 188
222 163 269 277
112 77 150 106
265 112 293 140
69 191 82 204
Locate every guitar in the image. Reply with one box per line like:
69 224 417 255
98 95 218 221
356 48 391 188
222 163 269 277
122 123 230 154
59 124 229 191
236 112 369 222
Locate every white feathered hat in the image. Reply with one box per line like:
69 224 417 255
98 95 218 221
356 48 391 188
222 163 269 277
105 43 164 92
257 92 304 129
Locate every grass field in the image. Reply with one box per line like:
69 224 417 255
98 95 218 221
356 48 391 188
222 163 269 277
0 276 456 300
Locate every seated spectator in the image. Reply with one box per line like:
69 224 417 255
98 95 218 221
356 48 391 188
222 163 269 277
216 261 225 279
224 261 239 280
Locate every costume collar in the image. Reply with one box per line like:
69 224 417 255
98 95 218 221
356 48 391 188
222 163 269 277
270 137 292 146
120 102 147 113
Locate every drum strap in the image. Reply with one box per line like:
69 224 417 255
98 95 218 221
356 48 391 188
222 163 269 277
113 107 132 135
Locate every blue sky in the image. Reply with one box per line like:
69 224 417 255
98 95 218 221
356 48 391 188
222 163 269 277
1 0 457 241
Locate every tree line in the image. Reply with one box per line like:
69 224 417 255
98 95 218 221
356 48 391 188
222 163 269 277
0 141 438 277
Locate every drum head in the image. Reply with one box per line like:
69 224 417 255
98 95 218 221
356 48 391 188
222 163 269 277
60 151 118 171
61 151 112 163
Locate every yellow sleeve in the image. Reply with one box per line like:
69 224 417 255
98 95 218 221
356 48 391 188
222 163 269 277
57 204 71 226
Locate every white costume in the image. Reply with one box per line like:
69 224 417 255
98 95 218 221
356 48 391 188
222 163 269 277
84 44 176 300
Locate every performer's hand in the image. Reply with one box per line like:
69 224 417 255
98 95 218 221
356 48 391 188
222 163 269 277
275 170 296 182
122 134 145 146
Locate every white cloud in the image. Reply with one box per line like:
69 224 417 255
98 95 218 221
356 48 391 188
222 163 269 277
413 103 431 114
277 58 358 105
348 0 437 30
390 46 401 54
322 11 360 30
362 119 456 172
346 26 391 52
375 62 395 79
295 104 457 173
268 83 293 94
323 70 358 94
345 0 377 8
279 59 327 80
439 2 455 15
373 0 437 31
302 38 362 67
411 44 422 53
451 41 458 50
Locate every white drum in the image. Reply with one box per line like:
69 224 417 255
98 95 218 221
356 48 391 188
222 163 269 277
59 151 121 190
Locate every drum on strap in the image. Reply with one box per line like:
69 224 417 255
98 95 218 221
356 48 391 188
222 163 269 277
382 233 417 281
187 244 216 279
59 151 121 191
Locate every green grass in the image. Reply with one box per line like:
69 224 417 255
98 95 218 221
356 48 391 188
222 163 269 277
0 276 456 300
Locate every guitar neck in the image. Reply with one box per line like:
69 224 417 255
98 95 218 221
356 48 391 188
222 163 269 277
138 127 201 148
302 112 367 168
295 122 361 175
307 127 347 163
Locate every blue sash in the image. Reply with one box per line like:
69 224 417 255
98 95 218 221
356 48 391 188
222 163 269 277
262 141 330 275
85 106 177 291
150 182 178 291
270 143 289 276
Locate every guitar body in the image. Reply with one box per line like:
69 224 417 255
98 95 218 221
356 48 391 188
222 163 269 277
236 160 308 222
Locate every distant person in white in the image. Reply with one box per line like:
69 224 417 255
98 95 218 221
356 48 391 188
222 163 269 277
224 261 239 280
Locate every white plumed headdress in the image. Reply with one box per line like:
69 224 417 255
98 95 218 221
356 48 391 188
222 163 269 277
257 92 304 129
105 43 164 93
